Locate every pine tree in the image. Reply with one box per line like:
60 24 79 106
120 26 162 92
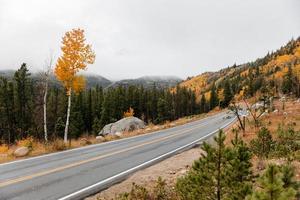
281 65 293 94
280 164 300 197
69 92 85 138
250 127 274 159
156 97 169 123
227 132 253 199
222 79 233 108
100 90 115 127
176 130 232 200
200 94 207 113
0 78 16 143
92 117 102 134
85 88 93 133
14 63 33 138
246 164 296 200
210 83 219 110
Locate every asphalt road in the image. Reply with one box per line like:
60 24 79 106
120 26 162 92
0 112 236 200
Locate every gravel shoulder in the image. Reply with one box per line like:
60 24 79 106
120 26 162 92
86 146 203 200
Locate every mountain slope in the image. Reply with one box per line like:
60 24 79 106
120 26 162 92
177 37 300 102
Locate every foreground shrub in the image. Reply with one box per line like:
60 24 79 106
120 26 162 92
273 125 300 160
250 127 274 159
176 130 253 200
115 177 177 200
246 164 297 200
116 183 149 200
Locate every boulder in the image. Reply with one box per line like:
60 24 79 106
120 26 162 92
99 117 145 136
14 147 29 157
96 136 105 141
100 123 114 136
115 132 123 137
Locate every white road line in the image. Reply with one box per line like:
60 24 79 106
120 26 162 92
0 112 226 167
58 117 236 200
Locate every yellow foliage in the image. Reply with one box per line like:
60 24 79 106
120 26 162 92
0 144 9 153
73 76 86 94
275 55 293 65
293 64 300 79
235 88 245 100
218 89 224 101
175 73 212 102
294 46 300 58
205 91 211 101
123 107 135 118
17 137 34 149
274 71 284 79
55 28 95 95
240 69 249 77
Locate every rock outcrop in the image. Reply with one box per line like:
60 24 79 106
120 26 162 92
99 117 145 136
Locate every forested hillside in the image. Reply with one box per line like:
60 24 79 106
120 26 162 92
178 37 300 108
0 65 197 144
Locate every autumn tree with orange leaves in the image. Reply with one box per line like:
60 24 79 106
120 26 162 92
55 28 95 143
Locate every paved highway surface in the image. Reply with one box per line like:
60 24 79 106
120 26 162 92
0 112 236 200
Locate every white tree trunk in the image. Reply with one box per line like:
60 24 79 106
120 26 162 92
64 89 72 143
43 81 48 142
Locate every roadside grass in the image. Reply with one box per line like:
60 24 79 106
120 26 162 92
0 108 223 164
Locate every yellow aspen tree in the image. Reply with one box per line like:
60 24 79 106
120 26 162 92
55 28 95 143
123 107 135 118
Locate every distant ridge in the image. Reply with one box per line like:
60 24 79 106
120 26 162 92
0 70 181 89
107 75 182 89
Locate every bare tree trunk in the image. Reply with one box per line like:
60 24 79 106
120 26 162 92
64 89 72 143
43 81 48 142
42 54 53 142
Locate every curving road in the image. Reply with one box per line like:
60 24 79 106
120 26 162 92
0 112 236 200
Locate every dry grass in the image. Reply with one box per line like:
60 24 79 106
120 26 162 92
0 109 225 164
0 144 9 154
225 98 300 180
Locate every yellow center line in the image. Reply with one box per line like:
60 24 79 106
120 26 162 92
0 121 210 188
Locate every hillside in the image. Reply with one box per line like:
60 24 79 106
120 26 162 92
178 37 300 103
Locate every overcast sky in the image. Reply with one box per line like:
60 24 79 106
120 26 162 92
0 0 299 80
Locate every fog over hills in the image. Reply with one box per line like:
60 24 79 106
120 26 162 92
107 75 182 89
0 70 181 89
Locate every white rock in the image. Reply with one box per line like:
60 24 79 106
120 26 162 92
14 147 29 157
99 117 145 136
96 136 104 141
115 132 123 137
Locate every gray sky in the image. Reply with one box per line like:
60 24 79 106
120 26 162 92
0 0 299 80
